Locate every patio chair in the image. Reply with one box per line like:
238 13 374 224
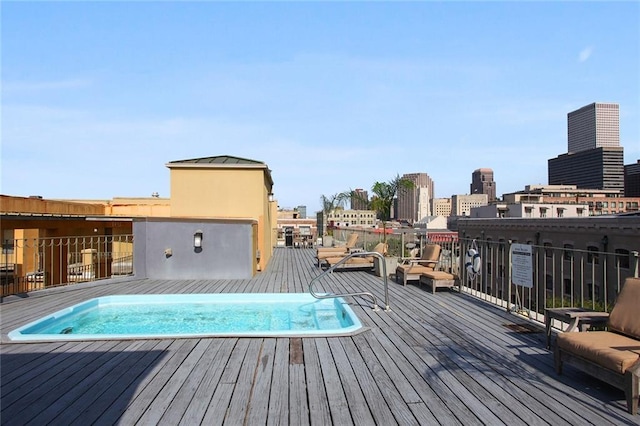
324 242 388 271
554 277 640 415
315 233 359 267
395 244 441 286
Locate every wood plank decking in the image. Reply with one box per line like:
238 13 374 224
1 247 639 425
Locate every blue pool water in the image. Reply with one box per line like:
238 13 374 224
8 293 363 341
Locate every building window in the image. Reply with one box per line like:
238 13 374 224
563 244 573 261
544 242 553 258
540 208 547 218
557 208 564 218
525 207 532 218
545 274 553 292
615 249 630 269
576 208 584 217
587 246 599 265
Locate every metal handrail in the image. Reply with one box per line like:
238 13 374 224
309 251 390 311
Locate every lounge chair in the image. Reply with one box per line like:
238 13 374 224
554 277 640 415
395 244 441 286
324 242 388 271
315 233 359 267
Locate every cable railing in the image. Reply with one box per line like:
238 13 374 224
1 235 134 297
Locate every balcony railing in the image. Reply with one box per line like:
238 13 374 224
3 229 639 335
329 227 639 328
1 235 134 297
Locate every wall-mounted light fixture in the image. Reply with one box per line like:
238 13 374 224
268 193 274 202
194 230 203 248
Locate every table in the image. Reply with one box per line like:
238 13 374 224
545 307 610 349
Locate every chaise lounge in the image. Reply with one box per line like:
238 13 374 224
554 277 640 415
315 233 359 267
395 244 441 286
324 243 387 271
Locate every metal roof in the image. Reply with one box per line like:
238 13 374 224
166 155 274 187
167 155 265 166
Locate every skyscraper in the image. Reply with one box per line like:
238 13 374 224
351 189 369 210
568 102 619 154
396 173 434 223
470 168 496 201
549 102 624 192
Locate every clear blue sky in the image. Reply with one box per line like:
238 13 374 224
3 1 639 216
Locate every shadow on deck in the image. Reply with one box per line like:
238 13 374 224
1 247 638 425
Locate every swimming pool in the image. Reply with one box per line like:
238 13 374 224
8 293 364 342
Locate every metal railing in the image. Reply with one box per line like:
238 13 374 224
309 251 391 311
1 235 134 297
326 226 639 327
456 237 639 324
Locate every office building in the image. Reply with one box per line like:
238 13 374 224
451 193 488 216
625 160 640 197
470 202 589 219
432 198 452 217
548 102 624 192
568 102 619 154
396 173 434 223
296 205 307 219
351 189 369 210
548 147 624 192
470 168 496 201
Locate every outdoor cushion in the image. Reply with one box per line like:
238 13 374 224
608 277 640 339
421 271 455 280
557 331 640 374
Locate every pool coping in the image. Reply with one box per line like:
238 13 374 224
5 293 369 343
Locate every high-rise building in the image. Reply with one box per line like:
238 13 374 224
470 168 496 201
548 102 624 192
625 160 640 197
351 189 369 210
568 102 619 154
396 173 434 222
549 147 624 192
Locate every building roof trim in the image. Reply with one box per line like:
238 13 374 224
165 155 274 187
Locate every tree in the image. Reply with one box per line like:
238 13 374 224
369 174 414 243
319 193 348 236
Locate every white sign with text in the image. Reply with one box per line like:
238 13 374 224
511 243 533 288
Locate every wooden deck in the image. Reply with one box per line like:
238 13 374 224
1 248 639 425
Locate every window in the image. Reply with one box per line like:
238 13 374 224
556 208 564 218
577 208 584 217
615 249 630 269
563 244 573 261
587 246 599 265
540 207 547 218
544 242 553 258
525 207 532 218
545 274 553 291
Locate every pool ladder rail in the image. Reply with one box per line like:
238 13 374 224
309 251 391 312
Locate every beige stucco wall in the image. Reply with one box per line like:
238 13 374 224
104 198 171 217
168 167 274 271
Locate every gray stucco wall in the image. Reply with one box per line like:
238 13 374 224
133 218 255 280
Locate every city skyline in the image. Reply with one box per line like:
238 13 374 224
3 2 639 215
